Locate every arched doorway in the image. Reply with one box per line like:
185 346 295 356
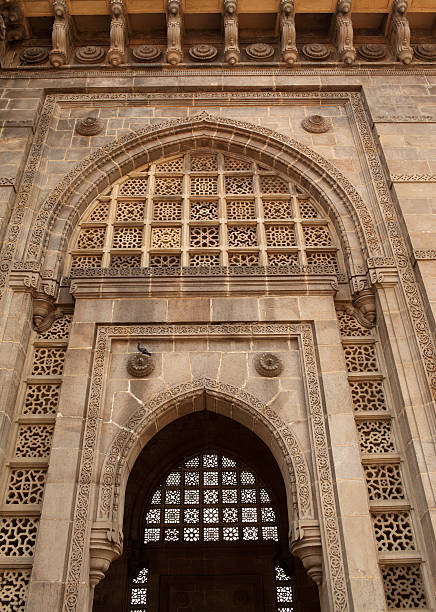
93 411 321 612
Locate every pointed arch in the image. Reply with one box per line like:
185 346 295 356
26 112 383 273
97 378 314 530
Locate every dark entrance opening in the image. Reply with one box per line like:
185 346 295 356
93 409 321 612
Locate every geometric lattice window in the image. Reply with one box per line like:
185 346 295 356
143 451 279 544
363 463 405 500
129 567 148 611
381 564 427 608
275 565 295 612
68 151 341 271
343 343 378 373
356 419 395 454
372 512 415 552
0 568 31 611
0 517 39 556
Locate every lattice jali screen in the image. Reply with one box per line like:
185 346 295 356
143 451 279 545
0 313 72 608
337 309 428 608
67 151 342 271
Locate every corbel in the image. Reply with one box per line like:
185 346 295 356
388 0 413 64
223 0 240 65
366 257 399 288
290 519 323 585
90 523 123 589
49 0 73 68
333 0 356 65
279 0 297 65
0 0 26 43
166 0 183 65
108 0 128 66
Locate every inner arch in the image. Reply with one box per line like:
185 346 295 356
93 410 321 612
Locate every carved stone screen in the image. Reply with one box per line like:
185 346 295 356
68 151 341 271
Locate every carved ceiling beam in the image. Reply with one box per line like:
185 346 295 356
108 0 127 66
279 0 297 65
223 0 239 66
388 0 413 65
166 0 183 65
49 0 73 68
333 0 356 65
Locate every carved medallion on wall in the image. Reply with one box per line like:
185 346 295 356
127 353 155 378
132 45 161 62
358 44 386 61
301 115 331 134
188 44 218 62
245 43 274 60
254 352 283 377
75 117 103 136
20 47 49 65
75 46 106 64
414 44 436 62
301 44 330 61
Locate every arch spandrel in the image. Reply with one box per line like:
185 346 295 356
27 112 385 275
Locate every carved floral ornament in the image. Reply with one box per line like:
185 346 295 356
126 352 154 377
75 45 106 63
75 117 103 136
302 44 330 61
254 352 283 377
188 44 218 61
132 45 161 61
20 47 49 64
245 43 274 60
301 115 331 133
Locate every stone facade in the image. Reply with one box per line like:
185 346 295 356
0 2 436 611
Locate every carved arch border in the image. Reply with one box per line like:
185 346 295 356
62 322 349 612
29 111 384 272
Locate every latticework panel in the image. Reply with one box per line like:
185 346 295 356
356 420 395 453
143 451 279 545
337 311 372 337
381 565 427 608
275 566 295 612
343 343 378 373
23 383 60 415
363 464 405 500
349 380 386 412
68 152 341 272
0 517 39 556
6 468 46 505
15 424 54 458
37 314 72 341
0 569 31 611
372 512 415 552
31 348 66 377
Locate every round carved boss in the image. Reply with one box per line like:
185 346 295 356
302 44 330 61
75 46 106 64
254 353 283 378
301 114 331 134
127 353 155 378
245 43 274 60
20 47 49 65
132 45 161 62
358 44 386 61
75 117 103 136
414 44 436 62
188 44 218 61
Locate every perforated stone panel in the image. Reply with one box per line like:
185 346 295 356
0 517 39 556
6 468 46 504
337 311 373 337
363 463 405 500
0 569 31 611
372 512 415 552
349 380 386 411
343 343 378 373
37 314 72 341
381 565 426 608
31 348 66 377
356 420 395 453
68 152 341 272
23 384 60 415
15 424 54 458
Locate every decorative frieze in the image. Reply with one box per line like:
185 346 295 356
391 174 436 183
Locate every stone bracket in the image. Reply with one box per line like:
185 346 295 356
366 257 399 288
89 522 123 588
290 519 323 586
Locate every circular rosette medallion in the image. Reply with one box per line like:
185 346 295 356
75 46 106 64
132 45 162 62
20 47 49 65
254 353 283 378
188 44 218 62
245 43 274 60
75 117 103 136
127 353 155 378
302 44 330 61
358 44 386 62
414 44 436 62
301 114 331 134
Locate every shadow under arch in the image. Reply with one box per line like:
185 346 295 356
93 409 321 612
28 111 384 271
